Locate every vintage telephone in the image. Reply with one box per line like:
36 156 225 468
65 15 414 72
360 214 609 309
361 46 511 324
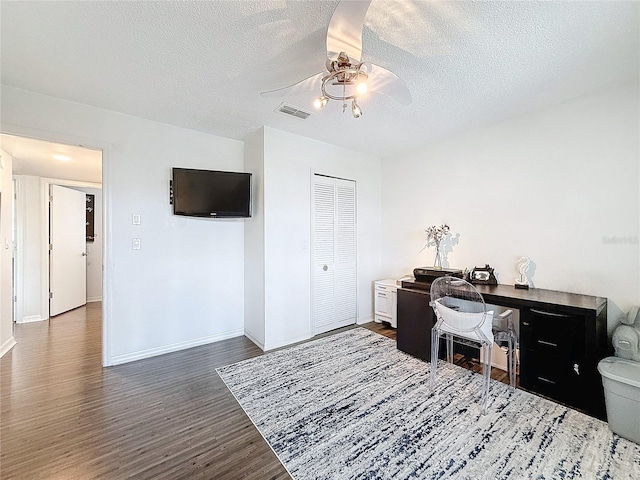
612 306 640 361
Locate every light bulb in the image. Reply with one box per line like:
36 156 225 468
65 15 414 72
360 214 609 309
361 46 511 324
313 96 328 109
356 82 368 95
352 99 362 118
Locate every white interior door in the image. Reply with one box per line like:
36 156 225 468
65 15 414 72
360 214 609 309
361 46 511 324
312 175 356 335
50 185 86 316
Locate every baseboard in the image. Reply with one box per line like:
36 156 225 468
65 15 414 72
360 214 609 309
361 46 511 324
0 336 16 357
264 333 313 352
87 296 102 303
108 329 245 366
244 329 265 350
17 314 47 324
357 315 374 325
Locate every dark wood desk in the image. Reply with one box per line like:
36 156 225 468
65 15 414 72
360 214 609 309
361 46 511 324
397 279 609 419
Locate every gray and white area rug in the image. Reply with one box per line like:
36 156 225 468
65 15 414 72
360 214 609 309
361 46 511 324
216 328 640 479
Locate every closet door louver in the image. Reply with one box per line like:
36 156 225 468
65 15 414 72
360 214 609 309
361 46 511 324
312 175 356 334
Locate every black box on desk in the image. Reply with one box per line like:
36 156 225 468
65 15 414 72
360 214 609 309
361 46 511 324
412 267 463 283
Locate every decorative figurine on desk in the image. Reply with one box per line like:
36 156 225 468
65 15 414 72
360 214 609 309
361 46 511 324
515 256 531 289
470 264 498 285
421 224 450 270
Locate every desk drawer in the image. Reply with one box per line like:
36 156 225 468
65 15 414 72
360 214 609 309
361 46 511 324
521 349 585 407
522 309 583 345
520 308 587 409
521 310 584 358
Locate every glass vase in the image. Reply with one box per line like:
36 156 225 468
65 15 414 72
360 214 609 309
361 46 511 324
433 249 442 270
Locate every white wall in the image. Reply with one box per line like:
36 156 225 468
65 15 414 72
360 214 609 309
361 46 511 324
381 85 640 333
13 175 47 323
243 130 265 348
2 86 246 365
0 149 16 356
257 127 382 350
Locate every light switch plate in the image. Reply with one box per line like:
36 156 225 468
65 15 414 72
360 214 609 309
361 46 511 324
132 238 141 250
132 213 141 225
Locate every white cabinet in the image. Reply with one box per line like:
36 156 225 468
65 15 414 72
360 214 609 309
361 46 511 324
374 279 398 328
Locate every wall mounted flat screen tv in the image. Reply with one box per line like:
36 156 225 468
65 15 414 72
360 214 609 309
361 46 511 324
172 168 251 218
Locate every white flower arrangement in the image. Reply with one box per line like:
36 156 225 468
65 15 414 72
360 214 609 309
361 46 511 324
424 224 450 252
421 224 450 269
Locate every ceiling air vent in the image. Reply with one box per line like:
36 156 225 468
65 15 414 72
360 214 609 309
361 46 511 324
275 103 311 120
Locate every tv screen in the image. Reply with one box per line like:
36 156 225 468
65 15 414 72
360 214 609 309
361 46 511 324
172 168 251 218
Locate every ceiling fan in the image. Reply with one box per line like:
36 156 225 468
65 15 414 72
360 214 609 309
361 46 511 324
261 0 412 118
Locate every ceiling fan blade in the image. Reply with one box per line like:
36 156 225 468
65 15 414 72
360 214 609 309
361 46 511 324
367 64 412 106
260 72 325 98
326 0 372 62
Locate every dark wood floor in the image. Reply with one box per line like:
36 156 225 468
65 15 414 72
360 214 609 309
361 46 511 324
1 304 289 480
1 307 512 479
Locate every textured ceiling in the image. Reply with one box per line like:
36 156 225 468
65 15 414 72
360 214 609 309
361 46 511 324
1 1 638 158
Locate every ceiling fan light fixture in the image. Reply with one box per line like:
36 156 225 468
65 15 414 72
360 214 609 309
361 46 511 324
313 96 329 109
260 2 412 117
352 98 362 118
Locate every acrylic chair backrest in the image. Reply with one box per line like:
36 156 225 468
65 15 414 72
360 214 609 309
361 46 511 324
432 300 494 345
430 276 494 344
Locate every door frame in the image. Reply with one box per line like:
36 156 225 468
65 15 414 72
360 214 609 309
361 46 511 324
2 123 113 366
46 180 100 317
13 176 100 323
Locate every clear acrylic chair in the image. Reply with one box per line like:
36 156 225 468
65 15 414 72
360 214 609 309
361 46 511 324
429 276 516 414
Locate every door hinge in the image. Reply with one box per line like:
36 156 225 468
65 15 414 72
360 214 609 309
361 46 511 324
49 292 53 299
49 195 53 203
49 244 53 251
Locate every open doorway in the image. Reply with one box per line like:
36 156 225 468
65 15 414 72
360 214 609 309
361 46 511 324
1 134 103 324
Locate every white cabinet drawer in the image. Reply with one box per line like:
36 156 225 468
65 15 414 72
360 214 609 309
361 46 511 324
375 290 394 318
375 284 396 293
374 280 398 328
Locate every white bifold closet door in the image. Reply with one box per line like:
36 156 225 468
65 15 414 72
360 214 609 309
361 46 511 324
312 174 357 335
